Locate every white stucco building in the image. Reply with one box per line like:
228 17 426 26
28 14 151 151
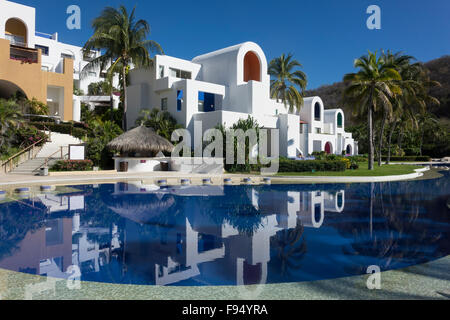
127 41 358 157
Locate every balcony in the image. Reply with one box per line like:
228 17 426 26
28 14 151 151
10 45 38 64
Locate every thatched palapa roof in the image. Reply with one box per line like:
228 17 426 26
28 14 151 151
107 125 174 155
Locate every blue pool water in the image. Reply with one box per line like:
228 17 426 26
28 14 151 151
0 171 448 287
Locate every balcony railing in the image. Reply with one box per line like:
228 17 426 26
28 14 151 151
5 34 26 47
10 45 38 64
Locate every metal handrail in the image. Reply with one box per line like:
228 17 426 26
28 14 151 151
38 146 69 171
1 138 46 174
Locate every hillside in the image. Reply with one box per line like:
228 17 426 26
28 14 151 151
305 55 450 126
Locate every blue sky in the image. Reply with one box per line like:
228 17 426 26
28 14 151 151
15 0 450 89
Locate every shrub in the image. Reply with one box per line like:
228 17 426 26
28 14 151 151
29 122 88 140
347 155 368 162
279 159 347 172
381 156 432 162
14 125 48 148
350 162 359 170
341 158 351 169
50 160 94 172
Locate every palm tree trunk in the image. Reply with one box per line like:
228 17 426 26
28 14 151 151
368 105 375 170
122 65 128 132
386 121 397 165
378 110 387 167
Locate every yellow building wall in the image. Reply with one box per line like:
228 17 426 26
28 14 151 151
0 38 74 121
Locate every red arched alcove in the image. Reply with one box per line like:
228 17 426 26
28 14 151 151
244 51 261 82
325 142 333 155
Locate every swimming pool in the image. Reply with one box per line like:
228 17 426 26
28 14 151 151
0 171 448 287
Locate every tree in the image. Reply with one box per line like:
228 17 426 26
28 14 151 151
343 51 401 170
82 5 163 131
269 53 307 113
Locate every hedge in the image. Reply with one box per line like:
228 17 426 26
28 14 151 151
279 159 347 172
29 122 88 140
381 156 432 162
50 160 94 172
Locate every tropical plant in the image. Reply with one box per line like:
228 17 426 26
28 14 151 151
136 108 181 140
88 80 118 96
269 53 307 113
85 118 123 168
343 51 402 170
0 99 22 148
82 5 163 131
25 98 49 116
215 116 262 173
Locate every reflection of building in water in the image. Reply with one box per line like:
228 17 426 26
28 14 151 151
36 194 84 213
0 216 73 279
0 192 118 277
120 184 346 286
1 185 345 288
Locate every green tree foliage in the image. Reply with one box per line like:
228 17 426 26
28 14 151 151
136 108 182 140
0 99 23 149
85 118 123 169
343 51 402 170
269 53 307 112
82 5 163 131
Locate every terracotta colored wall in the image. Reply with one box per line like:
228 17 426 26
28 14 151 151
0 38 74 121
244 51 261 82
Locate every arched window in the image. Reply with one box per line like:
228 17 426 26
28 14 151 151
243 51 261 82
314 102 321 121
337 113 343 128
5 18 27 47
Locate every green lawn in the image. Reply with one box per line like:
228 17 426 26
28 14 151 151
276 163 423 177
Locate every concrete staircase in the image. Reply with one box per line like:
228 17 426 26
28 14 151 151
10 132 82 175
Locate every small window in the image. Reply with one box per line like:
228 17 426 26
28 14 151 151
161 98 168 111
159 65 164 78
316 128 322 134
35 45 49 56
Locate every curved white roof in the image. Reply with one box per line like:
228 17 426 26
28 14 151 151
192 41 265 63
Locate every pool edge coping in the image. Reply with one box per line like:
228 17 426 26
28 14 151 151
0 167 432 188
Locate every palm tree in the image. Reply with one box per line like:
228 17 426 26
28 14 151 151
82 5 163 131
376 51 418 166
343 51 402 170
385 60 440 163
269 53 307 113
0 99 22 148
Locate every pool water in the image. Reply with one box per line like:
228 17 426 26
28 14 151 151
0 171 448 287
